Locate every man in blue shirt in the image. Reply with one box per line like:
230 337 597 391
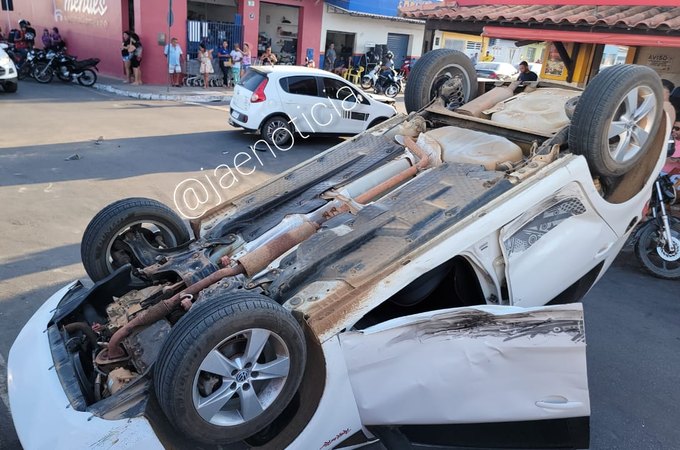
164 37 183 87
216 40 232 87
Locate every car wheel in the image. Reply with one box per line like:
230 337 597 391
33 62 54 84
77 69 97 87
261 115 293 147
404 49 478 113
634 220 680 280
3 81 17 93
153 292 306 445
81 197 191 281
568 65 663 177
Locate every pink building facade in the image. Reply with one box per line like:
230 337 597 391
2 0 321 84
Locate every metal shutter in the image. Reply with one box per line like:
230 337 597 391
387 33 410 66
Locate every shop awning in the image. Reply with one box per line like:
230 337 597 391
482 26 680 48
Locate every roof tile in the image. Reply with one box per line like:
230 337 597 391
399 3 680 31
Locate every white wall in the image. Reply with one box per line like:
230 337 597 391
321 7 424 57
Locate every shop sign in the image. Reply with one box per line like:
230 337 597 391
647 53 673 72
54 0 110 28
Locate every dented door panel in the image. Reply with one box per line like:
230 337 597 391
340 304 589 426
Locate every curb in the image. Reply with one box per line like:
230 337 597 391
94 83 232 103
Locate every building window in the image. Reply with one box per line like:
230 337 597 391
599 45 629 70
1 0 14 11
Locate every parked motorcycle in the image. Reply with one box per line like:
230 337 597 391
632 173 680 279
33 49 99 86
6 45 42 80
398 58 413 81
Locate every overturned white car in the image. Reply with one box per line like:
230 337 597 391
8 50 671 449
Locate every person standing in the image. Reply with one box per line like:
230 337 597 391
121 31 132 83
164 37 183 87
241 42 252 78
198 43 214 89
41 29 51 49
325 42 336 71
217 40 232 87
128 33 143 85
230 44 243 85
50 27 64 51
517 60 538 82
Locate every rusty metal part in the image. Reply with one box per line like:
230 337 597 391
180 293 194 310
103 264 246 360
353 136 430 205
63 322 98 348
238 222 319 277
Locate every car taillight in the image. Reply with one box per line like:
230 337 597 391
251 78 268 103
489 73 498 79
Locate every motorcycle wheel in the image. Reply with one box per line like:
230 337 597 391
77 69 97 87
33 63 54 84
385 83 399 98
17 64 31 80
634 219 680 279
361 76 373 89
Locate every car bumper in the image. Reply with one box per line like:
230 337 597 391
7 283 164 450
229 106 257 130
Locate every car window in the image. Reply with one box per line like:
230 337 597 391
241 71 266 91
320 77 369 105
476 63 498 70
280 76 318 96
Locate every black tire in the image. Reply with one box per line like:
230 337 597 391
261 115 293 147
154 292 307 445
17 64 31 80
81 197 190 281
3 82 18 93
361 76 374 89
384 83 399 98
33 62 53 84
568 65 663 177
634 220 680 279
404 49 478 113
77 69 97 87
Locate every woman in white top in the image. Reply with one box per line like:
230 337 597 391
230 44 243 85
198 43 214 89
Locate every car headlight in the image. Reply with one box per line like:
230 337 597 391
0 55 10 65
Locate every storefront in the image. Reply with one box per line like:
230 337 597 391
2 0 321 84
400 1 680 88
321 4 424 69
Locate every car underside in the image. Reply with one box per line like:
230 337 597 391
9 50 671 449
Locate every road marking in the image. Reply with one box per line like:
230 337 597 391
183 101 230 112
0 353 10 412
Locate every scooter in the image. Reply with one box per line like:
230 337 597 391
374 70 402 98
398 58 413 81
361 65 380 89
632 173 680 279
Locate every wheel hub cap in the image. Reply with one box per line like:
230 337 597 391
235 370 249 383
657 236 680 261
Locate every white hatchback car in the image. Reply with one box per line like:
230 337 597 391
0 43 19 92
229 66 397 146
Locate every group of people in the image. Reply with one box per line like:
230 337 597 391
40 27 64 51
121 31 143 85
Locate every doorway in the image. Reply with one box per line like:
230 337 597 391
259 3 300 64
324 31 356 68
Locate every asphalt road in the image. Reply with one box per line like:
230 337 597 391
0 81 678 450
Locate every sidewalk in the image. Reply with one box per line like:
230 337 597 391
94 75 232 103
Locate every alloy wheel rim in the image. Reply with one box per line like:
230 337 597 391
606 85 657 164
192 328 290 426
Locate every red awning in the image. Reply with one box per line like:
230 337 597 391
483 26 680 48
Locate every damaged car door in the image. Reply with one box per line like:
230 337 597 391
339 303 589 448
